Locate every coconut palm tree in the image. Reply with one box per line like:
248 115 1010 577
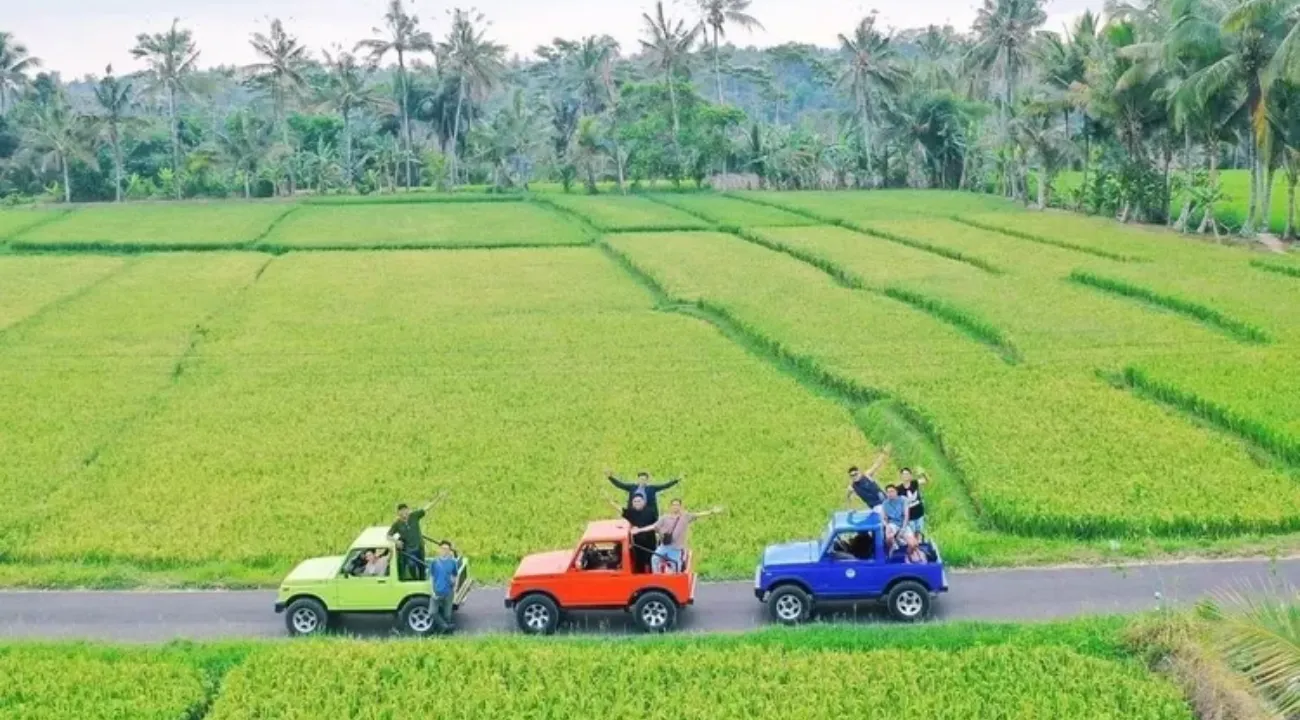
967 0 1047 200
131 19 200 199
356 0 435 189
640 1 702 144
1200 586 1300 717
439 8 506 185
0 32 41 116
838 13 905 187
216 109 272 198
319 49 390 188
20 92 97 203
245 19 310 195
694 0 765 104
92 64 135 202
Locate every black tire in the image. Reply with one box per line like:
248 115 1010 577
398 597 436 636
886 581 931 622
515 594 560 635
767 585 813 625
632 591 678 633
284 597 329 637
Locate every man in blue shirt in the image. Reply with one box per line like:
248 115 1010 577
427 541 459 634
845 444 892 514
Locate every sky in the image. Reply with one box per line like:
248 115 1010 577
10 0 1105 80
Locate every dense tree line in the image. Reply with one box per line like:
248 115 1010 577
4 0 1300 236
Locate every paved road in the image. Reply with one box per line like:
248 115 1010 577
2 558 1296 642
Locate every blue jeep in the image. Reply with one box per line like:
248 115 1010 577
754 510 948 624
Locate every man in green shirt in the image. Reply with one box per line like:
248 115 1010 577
388 491 446 581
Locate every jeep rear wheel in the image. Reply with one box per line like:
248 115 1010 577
886 581 930 622
515 594 560 635
632 591 678 633
767 585 812 625
285 598 329 637
399 598 436 636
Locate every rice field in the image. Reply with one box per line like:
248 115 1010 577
261 202 590 248
0 620 1192 720
10 202 293 249
0 189 1297 585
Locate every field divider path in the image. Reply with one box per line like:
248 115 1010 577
524 194 603 243
1116 367 1300 468
639 195 1021 365
1251 259 1300 280
950 215 1148 263
598 237 989 531
1068 270 1271 344
721 192 1005 274
246 204 302 248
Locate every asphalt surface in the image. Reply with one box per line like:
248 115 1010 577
2 557 1297 642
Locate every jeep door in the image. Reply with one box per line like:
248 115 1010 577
564 542 638 608
334 548 409 611
812 532 883 599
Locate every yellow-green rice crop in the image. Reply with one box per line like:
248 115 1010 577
12 202 292 249
0 256 124 331
261 202 589 248
0 208 62 239
649 193 814 226
21 248 869 581
736 189 1020 221
0 254 268 559
608 231 1300 538
538 193 711 230
0 645 207 720
207 638 1190 720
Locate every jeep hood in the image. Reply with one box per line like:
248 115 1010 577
762 540 820 567
513 550 572 578
283 555 345 583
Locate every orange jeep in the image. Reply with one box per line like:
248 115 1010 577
505 519 696 634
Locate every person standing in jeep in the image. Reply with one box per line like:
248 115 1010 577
633 498 724 573
605 469 681 520
845 444 892 514
388 490 447 581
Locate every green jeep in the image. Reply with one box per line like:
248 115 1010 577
275 526 474 636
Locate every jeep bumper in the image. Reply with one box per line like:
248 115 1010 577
274 602 286 613
754 589 766 601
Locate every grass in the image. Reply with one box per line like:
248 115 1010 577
0 255 125 332
0 207 67 240
258 202 590 249
952 214 1147 262
0 619 1192 720
647 192 814 226
12 202 292 248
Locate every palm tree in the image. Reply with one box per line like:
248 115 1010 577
838 13 905 187
573 35 619 116
439 8 507 186
92 64 135 202
20 92 97 203
968 0 1048 200
1199 587 1300 716
319 49 390 188
216 109 272 198
640 1 702 144
245 19 310 195
695 0 765 104
0 32 41 116
131 19 200 199
356 0 435 189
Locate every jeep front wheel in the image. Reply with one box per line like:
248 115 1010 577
767 585 812 625
285 598 329 637
515 594 560 635
632 591 678 633
886 581 930 622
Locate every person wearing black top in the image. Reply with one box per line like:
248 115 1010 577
899 466 927 534
608 492 657 573
605 469 681 521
